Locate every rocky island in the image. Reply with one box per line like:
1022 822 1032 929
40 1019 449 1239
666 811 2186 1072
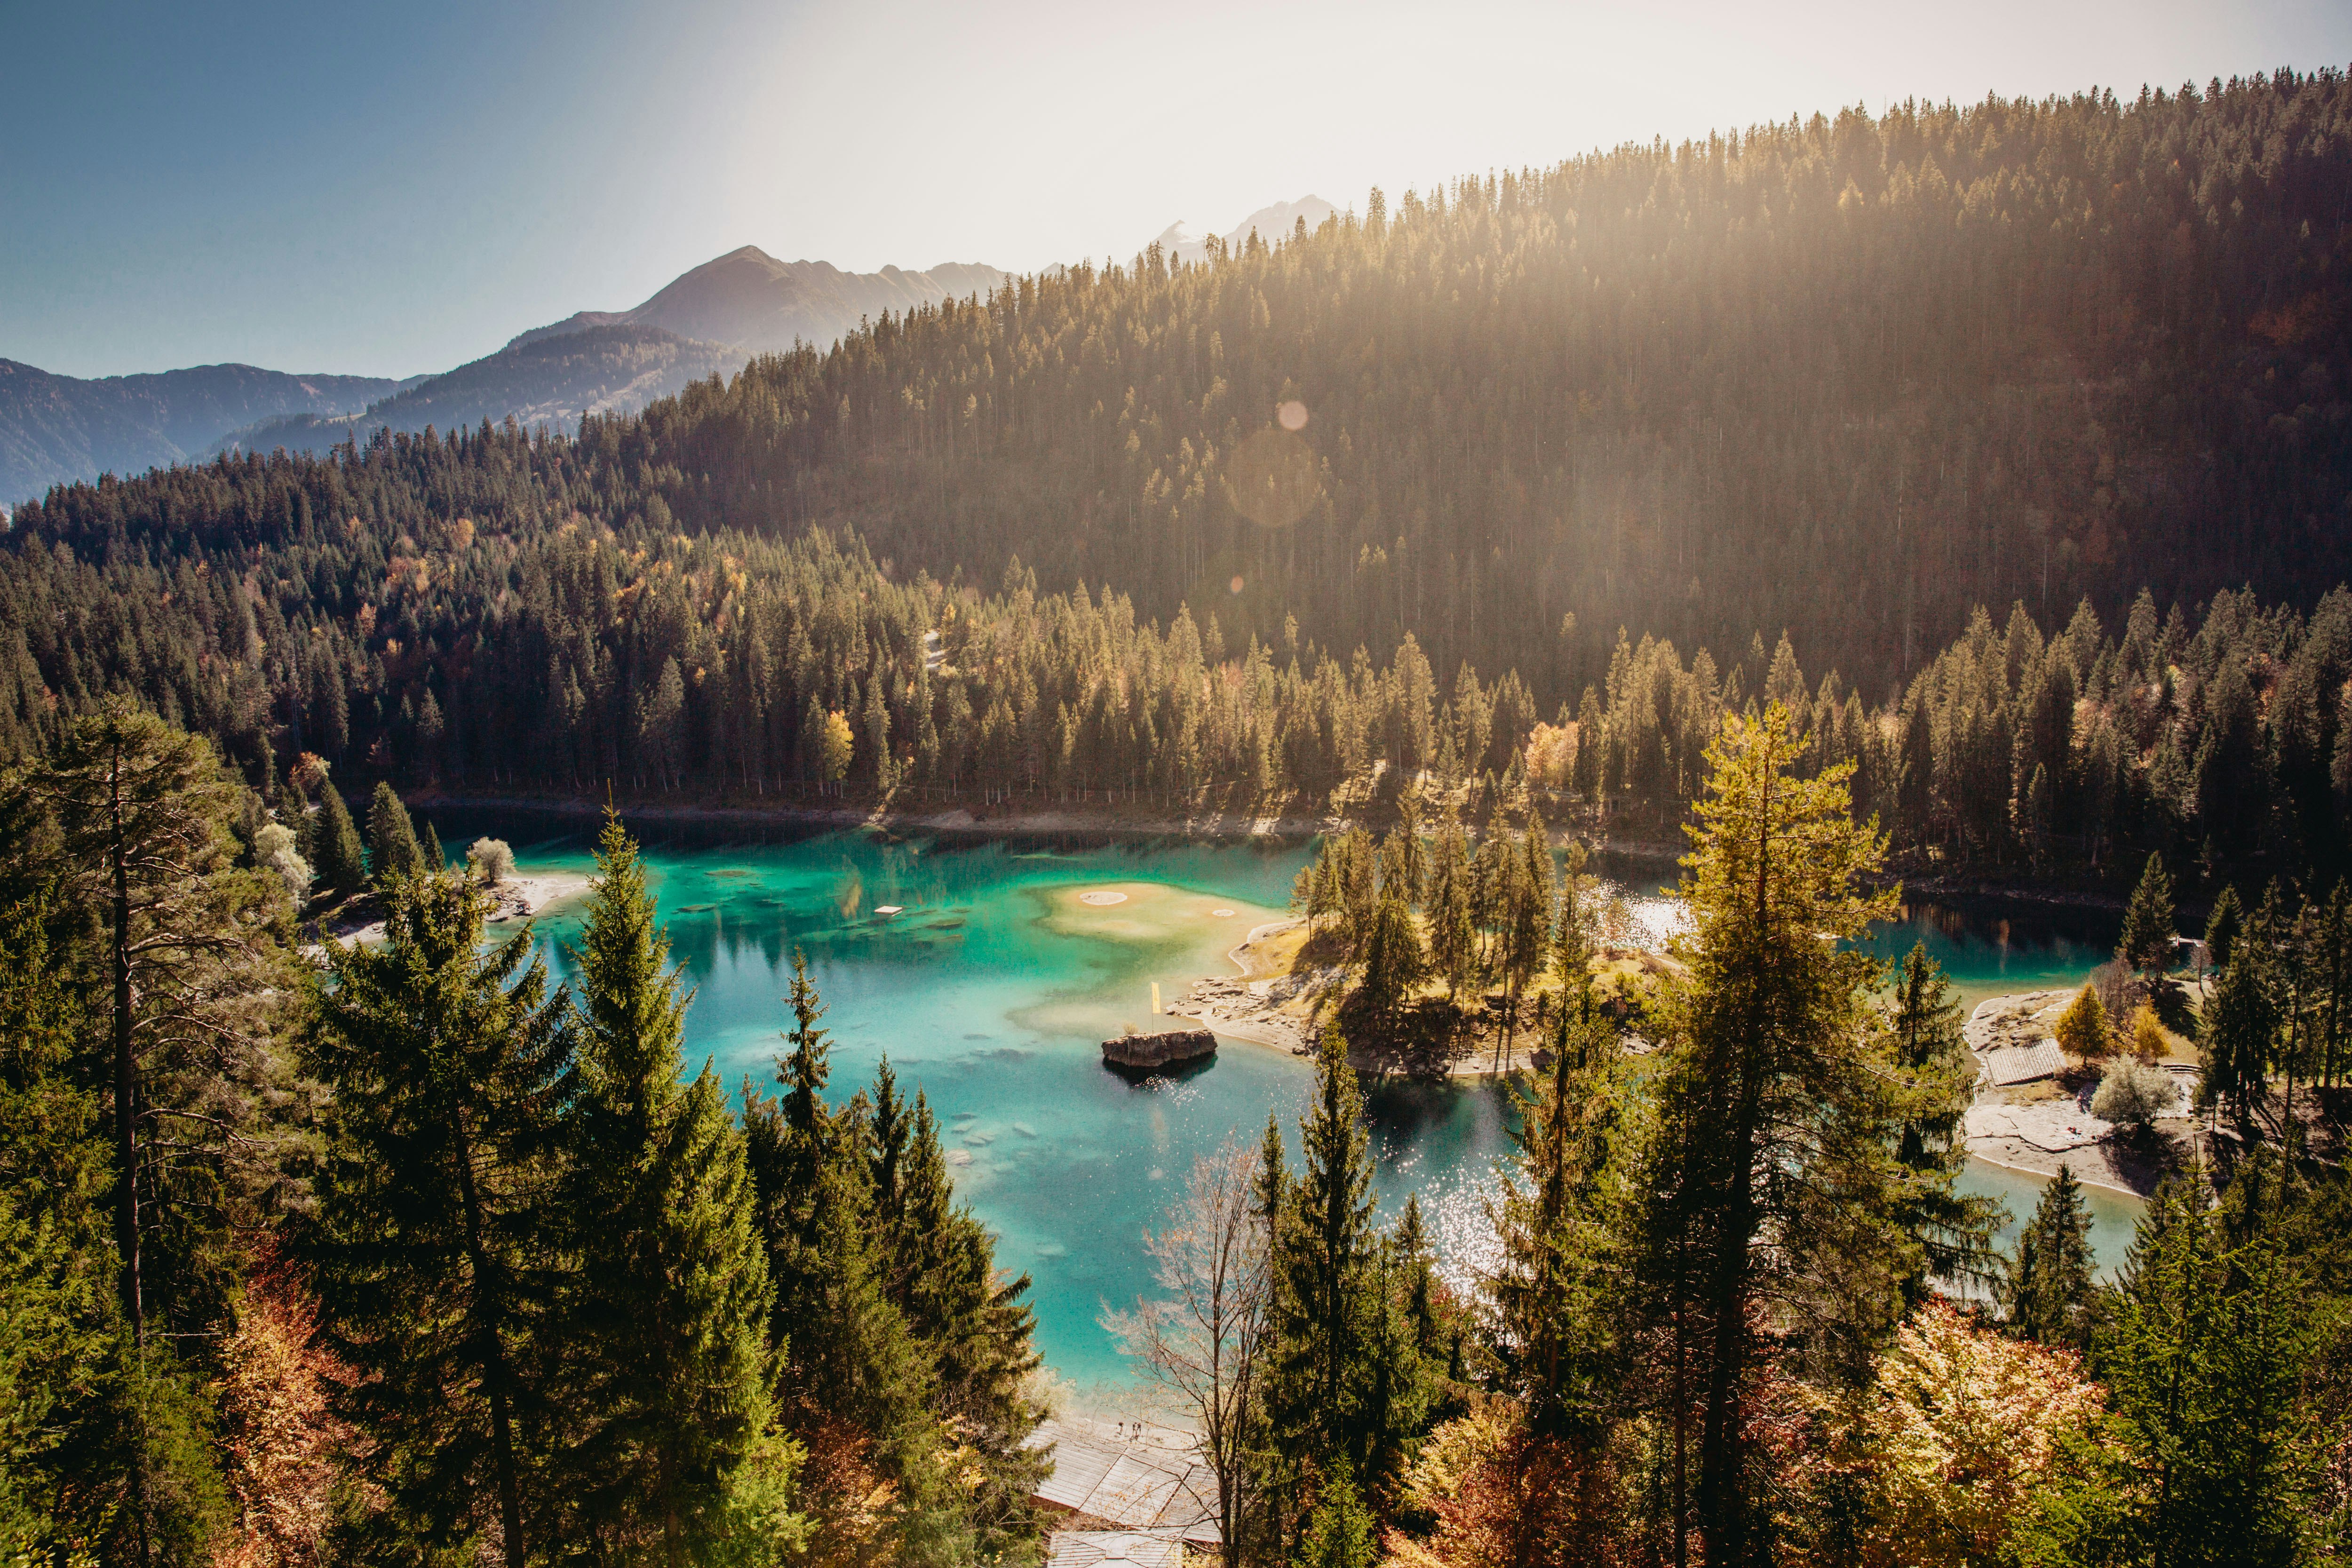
1101 1026 1217 1072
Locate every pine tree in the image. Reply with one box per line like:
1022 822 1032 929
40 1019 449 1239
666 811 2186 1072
1262 1022 1418 1482
744 960 962 1561
0 899 227 1565
1355 892 1424 1024
2201 944 2277 1134
313 785 366 896
2034 1170 2322 1566
1295 1462 1375 1568
1638 703 1909 1562
1549 839 1594 1003
864 1062 1044 1554
304 874 574 1568
558 814 784 1565
1491 1005 1628 1433
2118 852 2176 981
28 698 286 1345
1498 813 1554 1045
2006 1162 2097 1352
1424 820 1476 1001
1885 943 1999 1295
2204 884 2243 974
366 781 423 887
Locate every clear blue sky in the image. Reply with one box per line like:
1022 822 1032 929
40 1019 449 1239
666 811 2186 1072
5 0 2348 380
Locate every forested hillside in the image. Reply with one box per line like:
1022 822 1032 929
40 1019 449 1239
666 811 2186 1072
578 68 2352 687
2 70 2350 888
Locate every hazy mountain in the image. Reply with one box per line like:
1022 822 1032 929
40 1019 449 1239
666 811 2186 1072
1151 195 1337 263
7 246 1008 498
512 247 1008 357
0 359 413 503
215 324 744 459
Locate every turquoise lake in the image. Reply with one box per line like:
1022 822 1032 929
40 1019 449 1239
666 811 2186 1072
437 819 2145 1391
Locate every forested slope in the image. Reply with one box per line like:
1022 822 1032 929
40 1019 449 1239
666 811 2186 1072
586 68 2352 686
2 71 2350 887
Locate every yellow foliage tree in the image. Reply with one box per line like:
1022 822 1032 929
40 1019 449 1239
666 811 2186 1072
2126 1003 2169 1061
2054 984 2110 1059
820 709 855 783
1786 1302 2104 1567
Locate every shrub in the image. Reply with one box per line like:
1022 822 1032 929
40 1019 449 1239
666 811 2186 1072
466 837 516 885
2091 1057 2175 1127
254 822 313 909
2054 984 2111 1060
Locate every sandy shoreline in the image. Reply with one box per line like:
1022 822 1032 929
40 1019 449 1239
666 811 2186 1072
299 870 594 956
1960 989 2195 1200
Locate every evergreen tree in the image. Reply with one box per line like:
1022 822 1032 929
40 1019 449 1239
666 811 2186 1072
1491 1006 1629 1433
312 786 366 896
0 899 228 1568
1638 704 1919 1563
304 874 575 1568
2024 1171 2320 1567
2204 884 2243 975
558 814 786 1565
2118 852 2176 982
1498 813 1554 1045
28 698 287 1346
1549 839 1595 1003
366 781 424 887
744 958 961 1562
2201 945 2277 1134
1424 819 1476 1001
863 1061 1044 1554
1885 943 2000 1295
1355 892 1424 1024
2006 1162 2098 1353
1263 1023 1424 1484
1295 1462 1376 1568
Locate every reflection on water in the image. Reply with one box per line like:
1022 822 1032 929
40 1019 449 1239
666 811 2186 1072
424 814 2144 1381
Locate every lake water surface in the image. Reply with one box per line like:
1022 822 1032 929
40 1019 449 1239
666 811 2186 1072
447 820 2143 1388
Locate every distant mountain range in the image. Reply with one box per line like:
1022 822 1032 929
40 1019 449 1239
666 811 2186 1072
1150 195 1336 263
2 248 1006 503
0 360 420 504
1 203 1330 505
511 248 1007 358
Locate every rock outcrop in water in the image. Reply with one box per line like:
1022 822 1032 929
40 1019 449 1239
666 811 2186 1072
1101 1027 1216 1071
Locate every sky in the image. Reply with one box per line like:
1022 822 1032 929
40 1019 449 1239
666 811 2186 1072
5 0 2349 380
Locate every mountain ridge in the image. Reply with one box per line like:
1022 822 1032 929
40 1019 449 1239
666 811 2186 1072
0 359 417 502
4 247 1011 501
509 247 1007 356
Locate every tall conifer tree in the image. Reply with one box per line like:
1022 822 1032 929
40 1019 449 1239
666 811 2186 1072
559 814 783 1565
304 875 574 1568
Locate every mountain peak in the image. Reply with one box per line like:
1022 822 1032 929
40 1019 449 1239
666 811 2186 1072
514 250 1008 355
1150 196 1336 263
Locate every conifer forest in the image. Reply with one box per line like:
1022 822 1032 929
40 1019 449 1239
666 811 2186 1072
9 61 2352 1568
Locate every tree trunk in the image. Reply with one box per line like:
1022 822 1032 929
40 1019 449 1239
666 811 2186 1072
452 1104 527 1568
110 767 141 1345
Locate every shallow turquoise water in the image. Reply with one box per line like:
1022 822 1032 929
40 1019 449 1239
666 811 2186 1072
454 825 2141 1383
490 827 1527 1390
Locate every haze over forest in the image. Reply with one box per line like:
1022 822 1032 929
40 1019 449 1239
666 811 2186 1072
8 26 2352 1568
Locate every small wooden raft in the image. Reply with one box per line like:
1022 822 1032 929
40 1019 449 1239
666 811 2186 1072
1101 1027 1216 1071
